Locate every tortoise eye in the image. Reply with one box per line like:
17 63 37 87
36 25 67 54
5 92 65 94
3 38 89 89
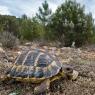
66 68 71 71
66 67 73 73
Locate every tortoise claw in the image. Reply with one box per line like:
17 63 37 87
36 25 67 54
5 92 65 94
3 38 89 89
72 70 79 80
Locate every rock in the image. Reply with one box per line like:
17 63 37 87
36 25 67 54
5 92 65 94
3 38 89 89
24 42 32 46
8 92 18 95
88 71 95 77
0 47 5 53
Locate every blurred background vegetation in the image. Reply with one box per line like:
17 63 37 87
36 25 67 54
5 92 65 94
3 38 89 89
0 0 95 48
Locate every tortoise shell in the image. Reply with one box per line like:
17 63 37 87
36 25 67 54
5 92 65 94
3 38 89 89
6 49 61 82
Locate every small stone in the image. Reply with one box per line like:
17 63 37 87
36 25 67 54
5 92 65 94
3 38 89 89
0 47 5 53
24 42 32 46
8 92 18 95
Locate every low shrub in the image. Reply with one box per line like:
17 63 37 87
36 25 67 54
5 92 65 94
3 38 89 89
0 31 19 48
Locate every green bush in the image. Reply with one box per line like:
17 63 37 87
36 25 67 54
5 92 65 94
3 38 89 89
49 0 94 47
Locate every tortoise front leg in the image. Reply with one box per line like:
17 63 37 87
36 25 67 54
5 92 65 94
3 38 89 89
34 79 50 95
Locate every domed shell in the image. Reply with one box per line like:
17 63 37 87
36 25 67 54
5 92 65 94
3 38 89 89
7 49 61 79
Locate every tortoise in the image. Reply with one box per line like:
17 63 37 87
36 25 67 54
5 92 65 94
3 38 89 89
0 49 78 94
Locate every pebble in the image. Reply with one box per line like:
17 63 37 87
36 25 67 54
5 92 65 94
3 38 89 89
8 92 18 95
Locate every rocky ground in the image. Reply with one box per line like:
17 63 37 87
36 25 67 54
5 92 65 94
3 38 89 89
0 44 95 95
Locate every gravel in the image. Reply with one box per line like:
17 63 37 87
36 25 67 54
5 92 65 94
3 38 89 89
0 46 95 95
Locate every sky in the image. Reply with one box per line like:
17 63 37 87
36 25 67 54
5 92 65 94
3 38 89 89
0 0 95 19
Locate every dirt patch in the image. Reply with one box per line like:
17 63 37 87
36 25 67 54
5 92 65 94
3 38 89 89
0 46 95 95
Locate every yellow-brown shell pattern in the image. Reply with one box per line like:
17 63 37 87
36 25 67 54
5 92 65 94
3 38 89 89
6 49 61 79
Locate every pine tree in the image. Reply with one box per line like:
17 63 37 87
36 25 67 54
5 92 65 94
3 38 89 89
50 0 94 47
36 0 52 26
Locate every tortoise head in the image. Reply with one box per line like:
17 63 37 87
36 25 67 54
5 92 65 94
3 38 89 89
61 65 78 80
